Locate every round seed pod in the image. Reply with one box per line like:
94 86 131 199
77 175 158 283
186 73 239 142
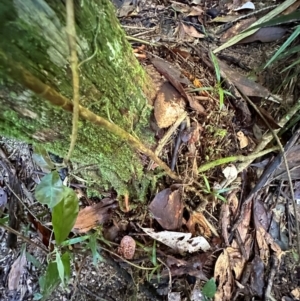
119 236 136 260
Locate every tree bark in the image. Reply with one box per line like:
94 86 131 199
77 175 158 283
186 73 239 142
0 0 156 197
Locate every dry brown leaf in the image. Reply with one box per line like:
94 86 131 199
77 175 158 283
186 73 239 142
220 17 256 43
181 23 205 38
149 188 183 230
186 211 211 237
154 82 186 128
73 198 117 233
188 7 204 16
220 204 230 246
237 131 249 148
214 249 233 301
218 59 271 98
8 251 26 290
239 27 287 44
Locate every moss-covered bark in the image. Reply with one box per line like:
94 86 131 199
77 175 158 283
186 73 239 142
0 0 156 198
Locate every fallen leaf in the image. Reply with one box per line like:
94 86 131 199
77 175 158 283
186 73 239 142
257 107 281 129
149 188 183 230
220 18 256 43
233 1 255 11
187 95 206 114
214 249 233 301
28 212 53 250
118 0 135 17
222 164 238 181
8 251 27 290
274 145 300 180
182 23 205 38
218 59 272 98
0 187 7 208
141 227 210 254
250 255 264 297
154 82 186 128
73 198 118 233
186 211 212 237
237 131 249 148
164 253 209 280
239 27 287 44
188 6 204 16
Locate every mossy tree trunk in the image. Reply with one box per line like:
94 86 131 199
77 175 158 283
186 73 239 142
0 0 157 198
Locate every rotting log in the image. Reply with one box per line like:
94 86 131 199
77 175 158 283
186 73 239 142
0 0 157 197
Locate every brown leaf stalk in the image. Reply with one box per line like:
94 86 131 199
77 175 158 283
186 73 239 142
65 0 79 162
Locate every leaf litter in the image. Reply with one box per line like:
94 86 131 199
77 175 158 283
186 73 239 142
2 0 300 300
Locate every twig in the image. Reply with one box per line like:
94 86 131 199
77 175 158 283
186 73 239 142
126 35 161 46
0 54 180 181
243 94 300 262
198 146 279 173
0 223 49 253
65 0 80 162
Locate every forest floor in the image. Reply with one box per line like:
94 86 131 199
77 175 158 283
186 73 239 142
1 0 300 300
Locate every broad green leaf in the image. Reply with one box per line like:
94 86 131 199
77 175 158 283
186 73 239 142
202 278 217 298
61 252 71 282
32 145 55 172
39 261 60 300
35 171 65 208
56 249 64 286
52 188 79 245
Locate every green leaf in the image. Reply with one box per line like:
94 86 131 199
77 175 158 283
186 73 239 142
265 25 300 68
88 233 102 265
218 87 224 109
202 278 217 298
210 52 221 83
61 252 71 282
52 188 79 245
60 235 90 246
56 249 65 286
26 252 42 269
39 261 61 299
202 175 211 192
245 10 300 31
35 171 66 208
32 145 55 172
0 215 9 224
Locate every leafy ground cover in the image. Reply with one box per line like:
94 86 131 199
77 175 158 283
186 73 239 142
1 0 300 300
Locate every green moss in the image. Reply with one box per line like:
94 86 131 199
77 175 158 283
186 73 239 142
0 0 156 200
